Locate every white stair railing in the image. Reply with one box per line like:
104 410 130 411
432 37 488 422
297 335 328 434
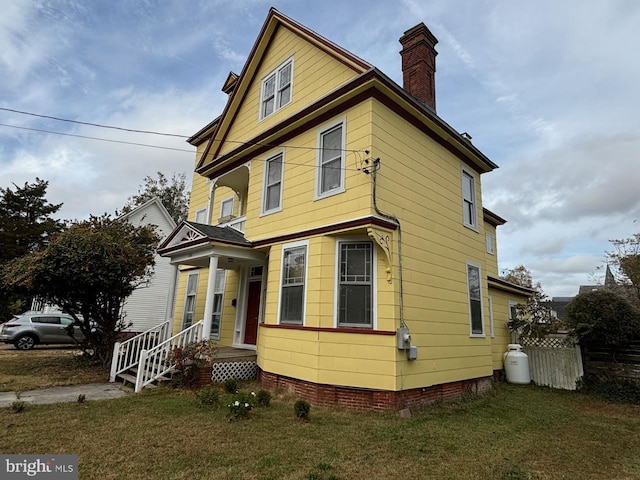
109 320 172 382
135 320 204 392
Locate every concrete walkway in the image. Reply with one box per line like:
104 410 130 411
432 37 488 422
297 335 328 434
0 383 130 408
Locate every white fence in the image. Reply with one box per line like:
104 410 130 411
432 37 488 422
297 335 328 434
519 335 584 390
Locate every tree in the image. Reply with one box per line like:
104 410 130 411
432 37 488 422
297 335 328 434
0 179 64 319
121 171 189 224
501 265 558 338
605 233 640 307
1 215 160 364
565 289 640 349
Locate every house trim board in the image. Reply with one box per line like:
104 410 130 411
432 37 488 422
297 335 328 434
260 323 395 336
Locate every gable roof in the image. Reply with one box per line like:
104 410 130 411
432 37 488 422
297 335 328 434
193 8 498 180
158 221 251 256
118 196 176 230
196 8 371 172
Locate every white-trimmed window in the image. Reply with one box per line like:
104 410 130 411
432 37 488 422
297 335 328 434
278 242 307 325
262 152 283 214
462 169 477 229
316 120 345 198
486 233 494 254
219 196 234 221
195 208 208 224
210 269 226 340
337 241 374 328
466 262 484 336
260 58 293 119
182 272 199 329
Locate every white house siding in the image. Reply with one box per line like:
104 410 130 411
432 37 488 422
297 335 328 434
121 199 177 333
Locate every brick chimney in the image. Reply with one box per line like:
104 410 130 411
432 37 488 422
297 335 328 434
399 23 438 111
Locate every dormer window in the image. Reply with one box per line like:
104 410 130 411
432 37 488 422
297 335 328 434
260 57 293 119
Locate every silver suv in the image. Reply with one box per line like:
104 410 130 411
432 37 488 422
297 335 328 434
0 312 85 350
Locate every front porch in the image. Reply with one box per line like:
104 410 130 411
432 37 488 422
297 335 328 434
210 346 258 383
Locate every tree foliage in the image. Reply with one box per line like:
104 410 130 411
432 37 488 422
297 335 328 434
0 179 64 319
605 233 640 307
121 171 189 224
502 265 559 339
1 216 160 364
565 289 640 348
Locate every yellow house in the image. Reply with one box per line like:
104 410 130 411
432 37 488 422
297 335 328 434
158 8 531 409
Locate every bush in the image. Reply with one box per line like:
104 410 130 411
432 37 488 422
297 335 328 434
223 378 238 393
195 387 219 408
227 391 254 420
169 340 218 388
566 290 640 348
256 389 272 407
578 373 640 404
294 399 311 420
10 400 26 413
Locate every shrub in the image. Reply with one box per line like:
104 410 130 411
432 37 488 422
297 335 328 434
577 373 640 404
227 391 254 420
169 339 218 388
195 387 219 408
223 378 238 393
566 290 640 348
10 400 26 413
294 399 311 420
256 389 272 407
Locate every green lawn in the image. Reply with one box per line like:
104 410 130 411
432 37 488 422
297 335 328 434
2 381 639 480
0 346 108 392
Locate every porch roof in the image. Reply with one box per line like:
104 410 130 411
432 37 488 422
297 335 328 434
158 221 262 268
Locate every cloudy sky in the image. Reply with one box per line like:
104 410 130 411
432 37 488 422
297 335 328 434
1 0 639 297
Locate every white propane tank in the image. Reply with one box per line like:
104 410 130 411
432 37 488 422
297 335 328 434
503 344 530 384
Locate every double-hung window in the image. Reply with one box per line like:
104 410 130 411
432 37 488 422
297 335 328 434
467 262 484 336
316 121 345 198
219 196 234 222
338 241 373 328
211 269 226 339
182 273 198 329
195 208 208 224
262 152 283 214
462 169 477 229
260 58 293 119
279 243 307 324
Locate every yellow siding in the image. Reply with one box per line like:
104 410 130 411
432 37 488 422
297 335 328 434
489 287 527 370
257 234 399 389
174 21 514 394
218 26 360 158
368 99 495 389
243 103 373 241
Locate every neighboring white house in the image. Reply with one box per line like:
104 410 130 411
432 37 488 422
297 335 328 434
119 197 177 333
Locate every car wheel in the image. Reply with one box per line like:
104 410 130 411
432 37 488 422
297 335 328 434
14 334 37 350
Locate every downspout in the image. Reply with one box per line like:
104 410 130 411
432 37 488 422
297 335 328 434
367 158 407 329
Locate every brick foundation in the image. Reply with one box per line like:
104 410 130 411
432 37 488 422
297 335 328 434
257 368 493 411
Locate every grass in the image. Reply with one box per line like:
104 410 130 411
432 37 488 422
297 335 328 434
0 345 109 392
1 349 639 479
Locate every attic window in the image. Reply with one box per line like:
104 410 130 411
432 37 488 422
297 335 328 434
260 57 293 119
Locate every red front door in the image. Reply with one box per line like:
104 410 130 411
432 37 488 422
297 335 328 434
243 281 261 345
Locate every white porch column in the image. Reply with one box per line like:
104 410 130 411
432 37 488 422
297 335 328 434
165 264 179 323
201 255 219 340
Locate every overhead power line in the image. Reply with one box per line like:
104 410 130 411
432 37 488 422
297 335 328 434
0 107 190 138
0 123 194 153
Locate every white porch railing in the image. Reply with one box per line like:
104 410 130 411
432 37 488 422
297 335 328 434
134 320 204 392
109 320 172 383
